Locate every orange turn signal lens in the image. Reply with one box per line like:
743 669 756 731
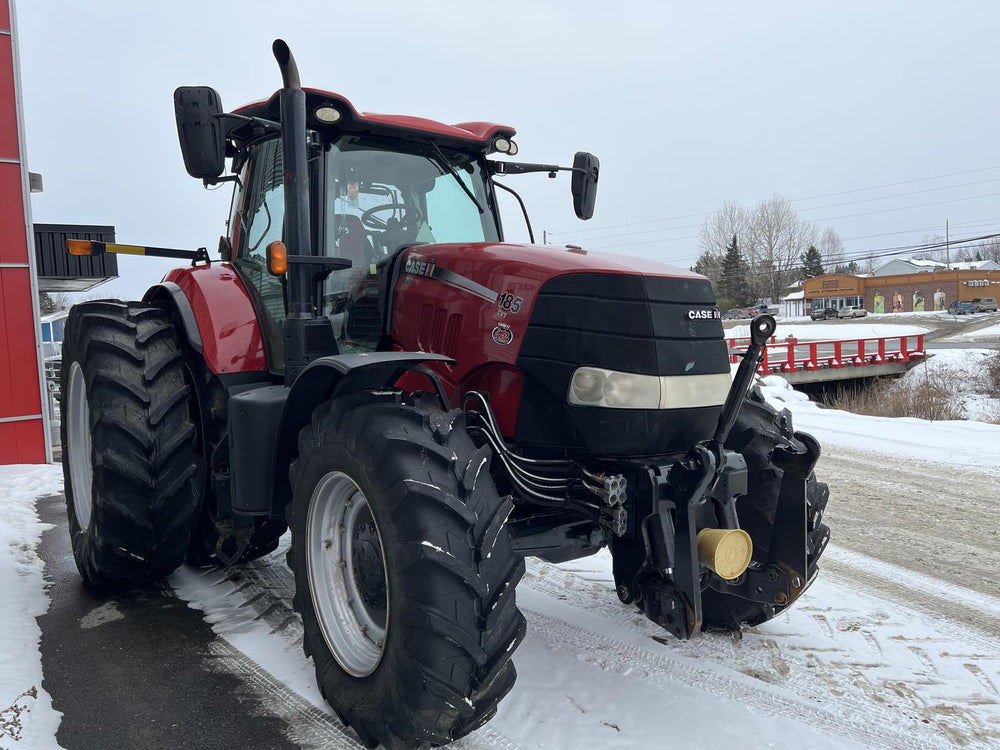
267 241 288 275
67 240 92 256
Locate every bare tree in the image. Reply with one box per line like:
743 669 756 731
745 195 816 303
975 236 1000 263
817 227 845 270
699 200 750 257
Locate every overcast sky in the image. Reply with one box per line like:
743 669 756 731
15 0 1000 300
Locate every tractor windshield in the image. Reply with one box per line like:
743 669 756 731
323 135 498 264
322 135 499 351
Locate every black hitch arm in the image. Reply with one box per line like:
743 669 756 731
714 314 776 448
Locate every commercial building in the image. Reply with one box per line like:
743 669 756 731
802 269 1000 314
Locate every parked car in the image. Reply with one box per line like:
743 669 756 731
837 306 868 319
810 307 839 321
971 297 998 313
948 300 975 315
723 308 748 320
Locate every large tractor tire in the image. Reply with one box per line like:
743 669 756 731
701 387 831 630
61 301 200 588
288 393 526 749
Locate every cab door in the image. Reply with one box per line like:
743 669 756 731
232 138 287 372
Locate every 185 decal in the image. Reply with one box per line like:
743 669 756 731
498 291 523 314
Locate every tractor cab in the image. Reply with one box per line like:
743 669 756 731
177 84 597 366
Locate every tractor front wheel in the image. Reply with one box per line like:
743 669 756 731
288 393 526 749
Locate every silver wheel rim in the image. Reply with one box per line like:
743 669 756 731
66 361 94 530
306 471 389 677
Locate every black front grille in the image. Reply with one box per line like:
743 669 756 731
518 273 729 380
514 272 730 456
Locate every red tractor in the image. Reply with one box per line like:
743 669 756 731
61 41 829 749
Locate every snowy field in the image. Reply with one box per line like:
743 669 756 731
4 363 1000 748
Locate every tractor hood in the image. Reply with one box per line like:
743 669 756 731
391 241 729 455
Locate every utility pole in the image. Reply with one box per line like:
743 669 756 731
946 220 950 267
542 230 548 244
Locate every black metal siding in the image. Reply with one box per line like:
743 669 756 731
34 223 117 290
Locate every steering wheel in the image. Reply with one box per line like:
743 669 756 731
361 202 423 231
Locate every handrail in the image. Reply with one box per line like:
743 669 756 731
728 334 926 375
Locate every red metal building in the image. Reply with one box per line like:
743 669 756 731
1 0 48 463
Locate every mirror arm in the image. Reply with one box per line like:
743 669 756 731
203 174 241 188
215 112 282 135
491 161 598 181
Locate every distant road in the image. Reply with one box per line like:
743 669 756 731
926 341 1000 350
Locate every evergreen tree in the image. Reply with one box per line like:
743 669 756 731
801 245 825 278
38 292 56 315
720 234 754 306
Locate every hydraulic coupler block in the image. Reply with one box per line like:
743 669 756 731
603 474 627 506
600 505 628 537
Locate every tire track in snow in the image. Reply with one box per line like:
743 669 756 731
521 557 1000 749
172 552 523 750
517 599 907 749
202 636 360 749
174 535 1000 749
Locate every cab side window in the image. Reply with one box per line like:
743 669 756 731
234 138 286 370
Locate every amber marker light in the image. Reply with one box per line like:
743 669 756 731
267 241 288 275
67 240 93 256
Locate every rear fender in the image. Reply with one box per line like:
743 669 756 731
262 352 455 516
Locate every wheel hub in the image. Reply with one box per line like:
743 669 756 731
352 519 387 611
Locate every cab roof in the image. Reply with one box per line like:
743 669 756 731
233 88 516 151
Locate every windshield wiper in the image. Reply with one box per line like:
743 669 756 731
427 141 484 214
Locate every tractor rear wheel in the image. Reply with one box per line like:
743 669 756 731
288 393 526 749
61 301 200 588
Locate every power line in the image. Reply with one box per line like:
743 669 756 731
549 164 1000 237
562 192 1000 252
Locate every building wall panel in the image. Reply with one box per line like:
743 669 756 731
0 1 47 464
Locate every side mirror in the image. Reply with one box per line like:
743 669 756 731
174 86 225 181
571 151 599 220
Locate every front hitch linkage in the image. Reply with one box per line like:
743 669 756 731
640 315 777 638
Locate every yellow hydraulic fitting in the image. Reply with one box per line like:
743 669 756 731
696 528 753 580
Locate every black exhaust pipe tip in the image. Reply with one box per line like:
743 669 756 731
272 39 300 90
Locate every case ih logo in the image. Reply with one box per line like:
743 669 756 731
491 323 513 345
404 257 436 277
687 309 721 320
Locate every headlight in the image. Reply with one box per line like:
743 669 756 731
567 367 731 410
570 367 606 403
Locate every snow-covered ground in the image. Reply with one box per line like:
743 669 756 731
4 348 1000 748
760 350 1000 468
0 465 62 749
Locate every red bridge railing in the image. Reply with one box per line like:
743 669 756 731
728 335 926 374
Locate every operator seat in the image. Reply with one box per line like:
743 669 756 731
333 213 371 275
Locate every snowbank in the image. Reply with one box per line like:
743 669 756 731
0 464 63 748
759 373 1000 474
